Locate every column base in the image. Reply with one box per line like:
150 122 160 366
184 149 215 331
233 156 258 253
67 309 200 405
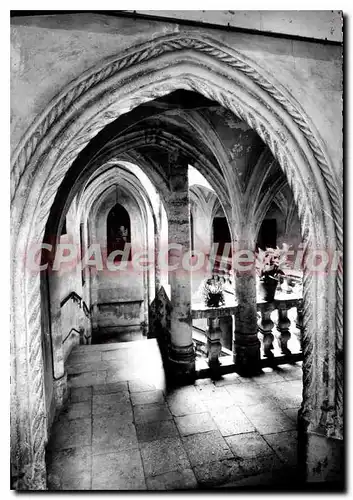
233 334 261 376
298 414 345 486
167 343 196 385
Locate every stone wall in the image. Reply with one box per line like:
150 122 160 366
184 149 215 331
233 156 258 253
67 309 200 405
11 13 342 177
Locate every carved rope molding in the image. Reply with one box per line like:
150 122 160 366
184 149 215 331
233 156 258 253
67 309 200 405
12 35 342 487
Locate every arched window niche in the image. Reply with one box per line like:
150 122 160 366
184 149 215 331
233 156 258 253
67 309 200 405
106 202 132 261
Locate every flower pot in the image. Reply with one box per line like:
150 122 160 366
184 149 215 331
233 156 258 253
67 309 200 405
259 279 278 302
206 292 223 308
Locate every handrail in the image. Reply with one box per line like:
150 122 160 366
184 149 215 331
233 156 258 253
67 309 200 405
62 327 82 344
60 291 90 318
192 326 232 357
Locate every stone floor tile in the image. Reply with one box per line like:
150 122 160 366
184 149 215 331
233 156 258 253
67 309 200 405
72 343 121 352
63 401 91 420
133 403 172 424
92 449 146 490
92 392 132 416
194 378 213 387
48 418 92 451
194 384 229 400
93 391 130 404
225 383 272 407
146 469 198 490
165 385 199 400
101 349 130 361
277 363 303 381
67 350 102 364
92 417 138 454
136 419 179 443
263 430 298 466
46 446 92 490
68 370 106 388
263 380 303 409
251 367 287 384
93 381 128 394
212 406 255 436
225 432 274 459
166 390 206 417
283 407 299 424
237 453 284 478
213 373 242 386
130 390 165 406
203 394 235 414
175 412 216 436
140 437 190 477
182 430 233 466
67 360 110 375
218 465 298 489
70 386 92 403
128 380 159 393
106 368 140 383
194 458 243 487
241 404 297 434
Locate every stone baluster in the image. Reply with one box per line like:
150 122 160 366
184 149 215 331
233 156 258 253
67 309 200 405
295 300 304 350
276 304 292 355
206 317 222 370
257 303 275 358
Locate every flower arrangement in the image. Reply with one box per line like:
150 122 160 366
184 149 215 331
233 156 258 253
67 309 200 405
256 247 285 301
202 275 225 308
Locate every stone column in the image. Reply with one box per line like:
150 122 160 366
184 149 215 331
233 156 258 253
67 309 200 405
206 317 222 370
233 236 261 375
166 155 195 381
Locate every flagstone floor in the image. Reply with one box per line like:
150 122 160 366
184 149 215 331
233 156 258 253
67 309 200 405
46 339 303 491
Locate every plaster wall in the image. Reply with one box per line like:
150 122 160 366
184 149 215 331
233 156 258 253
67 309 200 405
124 10 342 42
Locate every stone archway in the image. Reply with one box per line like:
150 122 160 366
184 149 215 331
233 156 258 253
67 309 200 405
11 33 342 489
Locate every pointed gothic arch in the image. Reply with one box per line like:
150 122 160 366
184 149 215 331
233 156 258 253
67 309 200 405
10 33 342 488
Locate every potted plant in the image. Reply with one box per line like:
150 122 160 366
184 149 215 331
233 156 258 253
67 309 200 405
202 275 225 308
256 247 285 302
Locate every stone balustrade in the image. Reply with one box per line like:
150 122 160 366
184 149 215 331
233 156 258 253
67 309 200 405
192 304 237 375
192 294 303 375
257 296 303 359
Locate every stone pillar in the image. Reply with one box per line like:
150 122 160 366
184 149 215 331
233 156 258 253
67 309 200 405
297 417 344 485
233 237 261 375
166 155 195 381
206 317 222 370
